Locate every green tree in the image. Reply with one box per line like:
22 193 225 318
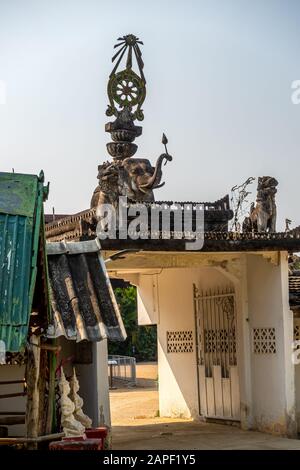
108 286 157 361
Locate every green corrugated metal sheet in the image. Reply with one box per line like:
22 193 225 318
0 171 47 352
0 172 38 217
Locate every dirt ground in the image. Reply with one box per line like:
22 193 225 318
110 362 159 425
110 362 300 450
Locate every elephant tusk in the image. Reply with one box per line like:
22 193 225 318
139 182 151 189
138 186 148 194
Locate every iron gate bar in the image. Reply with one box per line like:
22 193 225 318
194 292 236 300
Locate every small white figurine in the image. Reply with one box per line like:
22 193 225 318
70 368 92 428
59 367 85 437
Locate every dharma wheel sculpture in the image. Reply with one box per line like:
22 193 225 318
106 34 146 121
105 34 146 160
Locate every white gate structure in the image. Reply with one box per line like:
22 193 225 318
194 285 240 421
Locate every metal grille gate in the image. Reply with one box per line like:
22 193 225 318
194 285 240 420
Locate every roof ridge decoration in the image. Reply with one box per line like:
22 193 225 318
105 34 146 160
90 33 173 215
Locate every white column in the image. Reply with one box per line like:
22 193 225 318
237 255 254 430
246 252 296 437
95 339 111 427
280 252 297 437
75 340 111 427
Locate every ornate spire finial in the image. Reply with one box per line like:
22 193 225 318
111 35 145 81
106 34 146 123
91 34 173 212
105 34 146 160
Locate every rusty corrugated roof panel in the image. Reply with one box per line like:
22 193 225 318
46 239 126 343
0 171 49 352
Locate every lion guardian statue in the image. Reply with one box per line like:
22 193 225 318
243 176 278 233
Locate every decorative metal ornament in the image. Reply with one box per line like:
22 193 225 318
216 295 235 323
106 34 146 121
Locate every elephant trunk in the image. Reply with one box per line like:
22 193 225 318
139 153 172 190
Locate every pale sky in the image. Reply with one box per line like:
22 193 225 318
0 0 300 230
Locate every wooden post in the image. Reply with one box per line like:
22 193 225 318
46 349 56 434
38 348 47 436
25 335 41 450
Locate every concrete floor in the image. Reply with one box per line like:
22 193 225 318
110 363 300 450
112 419 300 450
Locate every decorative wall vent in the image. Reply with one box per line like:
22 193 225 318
252 327 276 354
166 331 193 353
204 329 236 355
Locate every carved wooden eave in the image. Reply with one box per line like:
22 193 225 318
99 234 300 254
45 209 96 242
45 196 233 242
45 210 288 268
45 209 300 254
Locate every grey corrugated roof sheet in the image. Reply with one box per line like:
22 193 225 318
46 239 126 343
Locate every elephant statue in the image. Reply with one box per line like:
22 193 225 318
119 153 172 202
90 152 172 216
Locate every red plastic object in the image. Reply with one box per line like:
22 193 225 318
85 427 108 449
49 438 102 450
85 427 108 439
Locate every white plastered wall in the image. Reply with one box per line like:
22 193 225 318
132 252 296 436
246 252 296 437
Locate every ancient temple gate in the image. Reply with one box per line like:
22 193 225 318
194 285 240 421
43 31 300 438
